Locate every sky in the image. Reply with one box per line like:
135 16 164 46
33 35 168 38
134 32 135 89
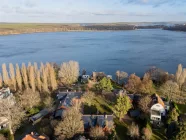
0 0 186 23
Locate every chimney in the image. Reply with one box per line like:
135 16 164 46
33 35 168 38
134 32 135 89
31 132 34 135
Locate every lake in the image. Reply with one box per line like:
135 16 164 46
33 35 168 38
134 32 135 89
0 29 186 76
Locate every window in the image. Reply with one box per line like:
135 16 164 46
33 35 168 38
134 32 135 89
151 110 160 116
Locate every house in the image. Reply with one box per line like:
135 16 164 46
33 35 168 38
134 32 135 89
0 117 9 130
82 114 114 132
81 75 90 83
150 94 166 122
0 87 12 99
29 109 50 125
54 92 83 118
107 75 112 79
22 132 49 140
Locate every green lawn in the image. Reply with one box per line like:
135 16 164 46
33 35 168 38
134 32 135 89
175 103 186 114
152 129 167 140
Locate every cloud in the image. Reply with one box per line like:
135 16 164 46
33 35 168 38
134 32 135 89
23 0 37 8
120 0 186 7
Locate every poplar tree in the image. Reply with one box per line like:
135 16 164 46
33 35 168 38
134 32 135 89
2 63 9 86
29 66 36 92
40 62 48 92
9 63 16 90
34 62 38 74
175 64 182 83
36 71 42 92
15 64 22 90
21 63 28 89
48 63 57 90
0 73 3 87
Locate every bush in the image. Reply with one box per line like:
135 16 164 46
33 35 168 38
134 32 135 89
142 127 152 140
89 126 106 140
0 129 13 140
127 123 140 139
0 134 6 140
28 107 40 115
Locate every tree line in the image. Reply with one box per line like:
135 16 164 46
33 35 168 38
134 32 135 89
0 62 57 92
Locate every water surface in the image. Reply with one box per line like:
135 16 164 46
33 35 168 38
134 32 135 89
0 29 186 76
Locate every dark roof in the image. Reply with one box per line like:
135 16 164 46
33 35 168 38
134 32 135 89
129 110 140 117
54 92 83 118
29 109 49 121
82 115 113 129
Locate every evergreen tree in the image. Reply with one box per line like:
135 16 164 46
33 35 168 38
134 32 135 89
113 95 132 121
96 77 113 92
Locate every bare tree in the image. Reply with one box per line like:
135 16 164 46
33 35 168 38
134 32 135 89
0 96 25 135
40 63 48 92
34 62 38 74
0 73 3 87
47 63 57 91
27 62 32 70
142 127 152 140
127 123 140 139
175 64 183 83
140 73 155 94
89 126 105 139
116 70 128 84
9 63 16 90
138 95 151 114
82 91 95 106
178 68 186 89
58 61 79 85
0 134 7 140
18 88 41 110
2 63 9 86
160 80 180 101
43 96 54 111
21 63 28 89
125 74 142 93
36 70 42 92
15 64 22 90
55 106 83 139
28 66 36 92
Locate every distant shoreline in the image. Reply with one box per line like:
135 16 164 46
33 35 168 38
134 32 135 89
0 23 185 36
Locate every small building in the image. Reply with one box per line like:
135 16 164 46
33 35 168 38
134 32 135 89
0 117 9 130
82 114 114 132
151 103 165 122
81 75 90 83
150 94 166 122
29 109 50 125
22 132 49 140
107 75 112 79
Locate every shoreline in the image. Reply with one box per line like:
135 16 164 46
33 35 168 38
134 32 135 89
0 29 136 36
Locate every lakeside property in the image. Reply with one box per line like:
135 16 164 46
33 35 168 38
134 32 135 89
0 61 186 140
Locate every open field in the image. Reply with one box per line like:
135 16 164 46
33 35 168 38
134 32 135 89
0 23 135 35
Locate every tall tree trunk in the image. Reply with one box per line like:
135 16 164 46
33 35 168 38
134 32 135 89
9 124 14 140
